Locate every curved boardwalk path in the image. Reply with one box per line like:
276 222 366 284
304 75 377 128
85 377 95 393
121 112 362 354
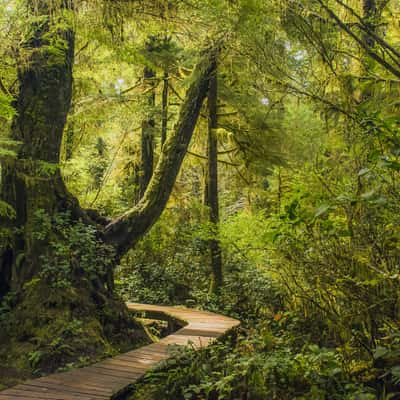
0 303 240 400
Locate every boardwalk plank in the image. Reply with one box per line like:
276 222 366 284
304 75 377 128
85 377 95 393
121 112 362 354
20 382 110 398
0 389 98 400
36 377 113 394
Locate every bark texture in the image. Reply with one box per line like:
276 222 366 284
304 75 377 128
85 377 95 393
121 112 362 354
0 1 75 293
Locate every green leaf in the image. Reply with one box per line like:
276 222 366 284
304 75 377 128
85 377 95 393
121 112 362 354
0 200 16 219
358 168 370 176
381 159 400 171
314 204 330 218
373 346 388 359
361 190 376 200
0 92 15 120
391 366 400 384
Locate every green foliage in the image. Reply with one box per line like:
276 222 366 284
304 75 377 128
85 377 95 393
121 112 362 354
131 322 375 400
0 137 21 160
0 200 15 250
0 291 17 322
0 92 15 121
0 200 15 220
32 210 115 288
138 35 182 71
116 204 207 304
117 261 192 305
116 204 282 323
27 350 43 371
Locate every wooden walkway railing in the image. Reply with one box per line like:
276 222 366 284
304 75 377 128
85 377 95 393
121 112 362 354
0 303 240 400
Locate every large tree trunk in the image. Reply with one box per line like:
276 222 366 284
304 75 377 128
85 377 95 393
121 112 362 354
206 69 223 294
0 1 75 293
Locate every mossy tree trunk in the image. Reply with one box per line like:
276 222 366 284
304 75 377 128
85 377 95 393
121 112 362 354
0 0 76 295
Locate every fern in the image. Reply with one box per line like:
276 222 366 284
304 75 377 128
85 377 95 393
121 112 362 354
0 138 21 159
0 92 15 121
0 200 16 220
37 161 60 176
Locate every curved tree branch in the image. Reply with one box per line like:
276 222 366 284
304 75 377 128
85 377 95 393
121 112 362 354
103 43 220 256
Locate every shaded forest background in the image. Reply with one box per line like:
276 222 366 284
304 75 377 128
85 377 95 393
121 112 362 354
1 0 400 399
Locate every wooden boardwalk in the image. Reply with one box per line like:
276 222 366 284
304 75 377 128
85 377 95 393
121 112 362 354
0 303 240 400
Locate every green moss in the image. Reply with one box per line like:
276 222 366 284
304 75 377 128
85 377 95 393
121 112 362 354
0 278 150 388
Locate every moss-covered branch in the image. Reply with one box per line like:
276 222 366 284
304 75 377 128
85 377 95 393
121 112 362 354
103 44 219 256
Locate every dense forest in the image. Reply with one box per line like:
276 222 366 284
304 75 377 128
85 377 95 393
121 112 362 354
1 0 400 398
